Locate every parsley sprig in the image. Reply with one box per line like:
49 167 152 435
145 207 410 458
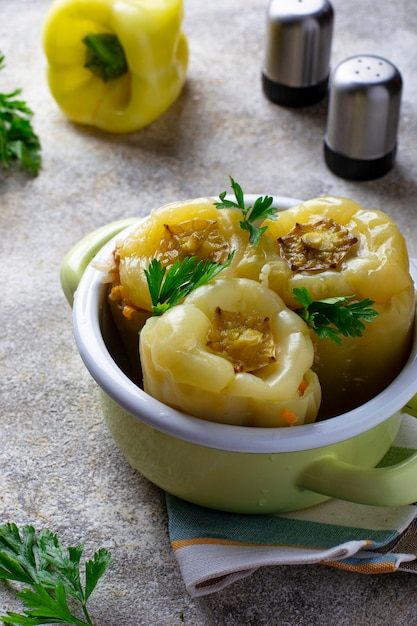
145 252 234 316
0 523 112 625
215 176 277 247
293 287 379 346
0 53 41 175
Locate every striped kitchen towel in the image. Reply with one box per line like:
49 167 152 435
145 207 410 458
167 406 417 597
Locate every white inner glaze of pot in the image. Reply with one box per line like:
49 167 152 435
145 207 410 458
72 196 417 453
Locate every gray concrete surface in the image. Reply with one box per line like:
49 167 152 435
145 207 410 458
1 0 417 624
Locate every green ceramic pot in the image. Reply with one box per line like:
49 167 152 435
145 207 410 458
61 197 417 514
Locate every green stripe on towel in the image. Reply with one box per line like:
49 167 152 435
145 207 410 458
166 493 405 550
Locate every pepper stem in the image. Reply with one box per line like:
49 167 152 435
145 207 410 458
83 33 128 82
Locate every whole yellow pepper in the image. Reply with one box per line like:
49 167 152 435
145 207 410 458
42 0 188 133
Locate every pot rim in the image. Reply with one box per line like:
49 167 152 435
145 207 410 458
72 195 417 453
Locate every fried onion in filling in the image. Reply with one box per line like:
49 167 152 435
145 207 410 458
158 219 229 266
278 218 358 272
206 308 276 373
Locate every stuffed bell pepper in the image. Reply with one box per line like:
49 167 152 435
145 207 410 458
100 181 414 422
112 197 247 312
104 196 248 374
106 194 279 353
260 196 416 418
139 277 322 427
42 0 188 133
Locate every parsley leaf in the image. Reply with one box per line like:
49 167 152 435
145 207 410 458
293 287 379 346
215 176 276 247
0 523 112 625
145 252 234 316
0 53 41 175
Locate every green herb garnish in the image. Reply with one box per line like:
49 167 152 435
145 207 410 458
0 523 112 625
215 176 276 247
0 53 41 176
145 252 235 316
293 287 379 346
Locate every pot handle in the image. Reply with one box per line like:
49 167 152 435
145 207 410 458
60 218 138 306
298 447 417 507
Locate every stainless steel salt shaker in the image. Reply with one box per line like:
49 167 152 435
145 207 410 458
262 0 334 107
324 55 403 180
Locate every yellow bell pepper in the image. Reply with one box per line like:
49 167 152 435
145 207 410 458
113 197 257 313
107 194 280 380
42 0 188 133
139 277 322 427
260 196 416 418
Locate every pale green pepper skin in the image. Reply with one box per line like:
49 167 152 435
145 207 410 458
42 0 188 133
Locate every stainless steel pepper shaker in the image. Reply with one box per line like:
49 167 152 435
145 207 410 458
262 0 334 107
324 55 403 180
